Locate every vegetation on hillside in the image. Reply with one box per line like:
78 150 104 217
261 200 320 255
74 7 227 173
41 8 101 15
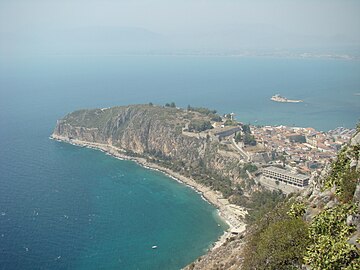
243 133 257 146
63 104 180 129
241 190 286 225
233 124 257 145
187 105 222 122
242 200 359 270
241 131 360 270
188 120 213 132
303 141 360 269
146 152 235 198
242 200 309 270
224 119 238 126
165 102 176 107
187 105 217 115
304 203 359 270
235 132 242 143
323 144 360 202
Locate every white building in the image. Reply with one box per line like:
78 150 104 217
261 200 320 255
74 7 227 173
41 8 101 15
262 166 309 188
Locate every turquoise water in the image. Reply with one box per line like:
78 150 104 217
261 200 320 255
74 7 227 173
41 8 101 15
0 118 226 269
0 55 359 269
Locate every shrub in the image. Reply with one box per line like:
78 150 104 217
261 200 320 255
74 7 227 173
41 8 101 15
304 203 359 270
324 145 360 202
224 119 238 126
242 202 309 270
244 190 286 225
287 202 306 218
188 120 213 132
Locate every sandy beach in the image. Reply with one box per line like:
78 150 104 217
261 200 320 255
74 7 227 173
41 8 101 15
50 134 247 249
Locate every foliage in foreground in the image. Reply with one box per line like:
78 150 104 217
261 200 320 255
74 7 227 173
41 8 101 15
304 202 359 269
243 190 286 225
303 139 360 269
242 201 309 270
242 131 360 270
242 201 359 270
324 144 360 202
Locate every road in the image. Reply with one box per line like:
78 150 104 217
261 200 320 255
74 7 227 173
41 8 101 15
231 138 251 162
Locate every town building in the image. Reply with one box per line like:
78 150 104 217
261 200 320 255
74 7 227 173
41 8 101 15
262 166 310 188
213 126 241 139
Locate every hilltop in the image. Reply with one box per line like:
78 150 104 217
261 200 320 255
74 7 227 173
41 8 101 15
53 104 248 199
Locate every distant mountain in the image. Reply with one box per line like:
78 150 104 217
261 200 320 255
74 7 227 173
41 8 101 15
171 23 360 50
1 23 358 56
0 26 169 54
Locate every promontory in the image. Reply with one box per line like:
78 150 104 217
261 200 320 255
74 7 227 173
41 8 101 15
52 104 360 270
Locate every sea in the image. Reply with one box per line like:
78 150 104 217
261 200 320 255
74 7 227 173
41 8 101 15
0 55 359 270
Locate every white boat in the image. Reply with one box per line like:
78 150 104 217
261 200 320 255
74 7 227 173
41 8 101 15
152 245 158 249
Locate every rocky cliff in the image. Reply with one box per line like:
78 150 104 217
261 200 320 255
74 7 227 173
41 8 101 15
53 104 253 269
54 105 202 157
53 104 243 195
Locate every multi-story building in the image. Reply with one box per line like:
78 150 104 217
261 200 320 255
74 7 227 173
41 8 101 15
262 166 310 188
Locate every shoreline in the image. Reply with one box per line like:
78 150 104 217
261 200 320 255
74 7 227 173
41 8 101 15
50 134 247 251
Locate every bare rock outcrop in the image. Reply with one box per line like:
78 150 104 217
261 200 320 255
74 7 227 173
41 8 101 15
53 105 244 188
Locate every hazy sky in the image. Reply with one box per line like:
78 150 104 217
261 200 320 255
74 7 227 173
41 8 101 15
1 0 360 53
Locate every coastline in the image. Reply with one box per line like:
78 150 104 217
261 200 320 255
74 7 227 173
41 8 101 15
50 134 247 251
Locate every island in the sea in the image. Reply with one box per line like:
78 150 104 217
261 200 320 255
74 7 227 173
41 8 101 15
271 94 303 103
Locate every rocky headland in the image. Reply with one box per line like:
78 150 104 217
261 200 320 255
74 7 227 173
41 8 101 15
51 104 248 251
52 104 360 269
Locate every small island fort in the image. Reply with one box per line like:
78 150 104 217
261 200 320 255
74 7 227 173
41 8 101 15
271 94 303 103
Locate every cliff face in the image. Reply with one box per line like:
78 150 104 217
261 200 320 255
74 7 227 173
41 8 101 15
53 104 248 269
54 105 200 157
53 105 242 185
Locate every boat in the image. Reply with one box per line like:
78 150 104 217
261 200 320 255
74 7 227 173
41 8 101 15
152 245 158 249
271 94 303 103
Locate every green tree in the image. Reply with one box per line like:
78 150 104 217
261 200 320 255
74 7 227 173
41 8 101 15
210 114 222 122
244 190 285 224
224 119 237 126
304 203 359 270
279 154 286 167
188 120 213 132
244 133 256 146
242 124 251 134
243 202 309 270
243 163 258 173
234 184 244 196
235 132 242 143
254 218 309 269
188 106 217 115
